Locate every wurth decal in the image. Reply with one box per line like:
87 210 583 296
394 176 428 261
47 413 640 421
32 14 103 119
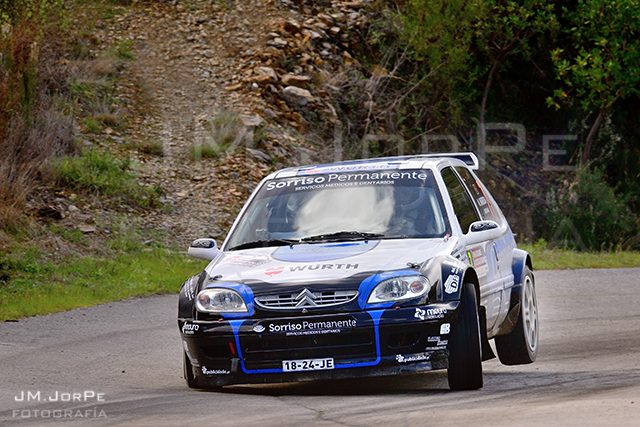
289 263 359 271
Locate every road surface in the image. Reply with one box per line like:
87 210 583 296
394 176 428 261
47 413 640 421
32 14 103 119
1 268 639 426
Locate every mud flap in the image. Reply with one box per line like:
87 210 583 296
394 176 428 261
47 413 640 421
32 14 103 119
479 306 496 361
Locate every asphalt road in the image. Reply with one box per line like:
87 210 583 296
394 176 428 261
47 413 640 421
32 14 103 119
1 268 639 426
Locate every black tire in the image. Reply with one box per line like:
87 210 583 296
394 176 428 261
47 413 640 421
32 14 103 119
495 266 539 365
448 283 483 390
184 351 199 389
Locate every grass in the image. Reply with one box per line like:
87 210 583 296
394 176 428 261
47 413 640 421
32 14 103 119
51 149 161 208
0 247 207 321
190 110 246 159
520 242 640 270
0 216 211 321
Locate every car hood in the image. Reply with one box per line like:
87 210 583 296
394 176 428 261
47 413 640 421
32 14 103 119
205 238 455 285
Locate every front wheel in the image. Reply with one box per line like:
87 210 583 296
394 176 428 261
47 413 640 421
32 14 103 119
447 283 483 390
495 266 538 365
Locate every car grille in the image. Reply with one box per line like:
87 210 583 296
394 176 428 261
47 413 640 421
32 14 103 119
255 289 358 310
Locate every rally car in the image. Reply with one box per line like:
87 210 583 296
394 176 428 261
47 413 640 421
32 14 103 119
178 153 538 390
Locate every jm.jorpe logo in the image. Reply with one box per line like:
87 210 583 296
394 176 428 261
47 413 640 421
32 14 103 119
13 390 107 419
15 390 105 402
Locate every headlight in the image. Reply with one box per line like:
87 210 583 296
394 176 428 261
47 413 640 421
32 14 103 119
196 288 248 313
367 275 430 304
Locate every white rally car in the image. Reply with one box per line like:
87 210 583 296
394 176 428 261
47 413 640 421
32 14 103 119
178 153 538 390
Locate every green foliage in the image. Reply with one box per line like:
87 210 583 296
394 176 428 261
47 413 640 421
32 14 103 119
0 0 63 25
83 116 102 133
521 241 640 270
546 168 637 250
112 39 136 60
547 0 640 164
400 0 480 123
548 0 640 112
126 140 165 156
52 149 160 208
191 110 246 159
0 246 207 320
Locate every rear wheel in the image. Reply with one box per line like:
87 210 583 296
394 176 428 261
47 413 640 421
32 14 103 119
495 266 538 365
447 283 483 390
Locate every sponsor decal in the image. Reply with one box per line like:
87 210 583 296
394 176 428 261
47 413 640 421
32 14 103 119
182 275 198 301
440 323 451 335
468 246 488 276
265 170 431 193
443 274 460 294
414 307 448 321
201 366 230 375
252 324 265 333
265 266 284 276
426 336 448 350
181 322 199 335
265 176 327 191
262 318 357 336
299 163 400 175
396 352 430 363
289 263 359 271
219 255 271 268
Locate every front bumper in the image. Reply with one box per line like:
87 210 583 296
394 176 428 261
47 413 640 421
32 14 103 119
179 302 459 387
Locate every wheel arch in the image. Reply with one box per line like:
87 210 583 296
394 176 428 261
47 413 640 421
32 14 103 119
512 248 533 286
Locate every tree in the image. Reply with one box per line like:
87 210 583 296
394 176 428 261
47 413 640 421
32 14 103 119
473 0 557 148
401 0 557 140
547 0 640 166
401 0 483 126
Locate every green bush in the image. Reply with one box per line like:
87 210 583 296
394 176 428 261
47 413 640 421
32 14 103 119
52 149 160 208
546 168 637 250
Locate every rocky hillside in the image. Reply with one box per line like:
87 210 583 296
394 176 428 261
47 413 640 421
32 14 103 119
34 0 381 247
24 0 552 251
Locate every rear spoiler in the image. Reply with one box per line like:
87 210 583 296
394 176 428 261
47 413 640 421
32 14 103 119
419 152 479 170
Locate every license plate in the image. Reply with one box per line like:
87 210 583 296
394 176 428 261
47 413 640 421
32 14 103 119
282 358 334 372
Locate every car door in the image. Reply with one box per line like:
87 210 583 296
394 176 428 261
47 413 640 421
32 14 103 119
440 166 503 329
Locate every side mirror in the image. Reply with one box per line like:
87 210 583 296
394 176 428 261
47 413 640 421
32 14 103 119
465 221 501 245
188 238 218 261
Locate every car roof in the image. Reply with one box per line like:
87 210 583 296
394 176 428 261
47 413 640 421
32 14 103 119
267 152 479 179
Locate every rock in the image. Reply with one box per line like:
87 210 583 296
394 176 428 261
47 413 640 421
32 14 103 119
77 224 96 234
281 74 312 88
239 115 264 128
281 86 315 106
251 66 278 84
301 29 322 40
262 108 280 121
35 205 65 220
267 37 288 48
342 50 357 66
247 148 272 162
224 83 243 91
283 21 300 35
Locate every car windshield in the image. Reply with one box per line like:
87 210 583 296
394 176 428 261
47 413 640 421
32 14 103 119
226 169 451 250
